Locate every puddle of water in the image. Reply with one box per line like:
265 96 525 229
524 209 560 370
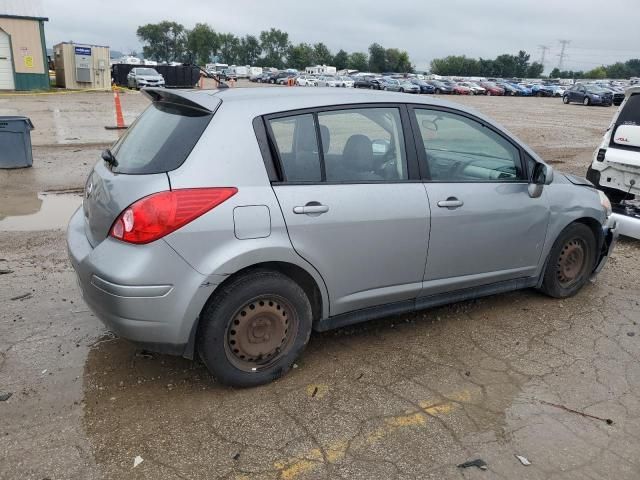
0 191 83 231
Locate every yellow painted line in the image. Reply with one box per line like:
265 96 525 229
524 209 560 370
273 387 478 479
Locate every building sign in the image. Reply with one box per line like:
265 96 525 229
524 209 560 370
24 55 33 68
74 46 92 56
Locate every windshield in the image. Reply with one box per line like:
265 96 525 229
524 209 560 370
136 68 159 76
111 102 212 174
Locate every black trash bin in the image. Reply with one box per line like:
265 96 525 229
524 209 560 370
0 117 35 169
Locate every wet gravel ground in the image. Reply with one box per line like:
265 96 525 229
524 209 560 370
1 85 639 480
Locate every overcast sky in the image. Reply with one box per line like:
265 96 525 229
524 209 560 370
5 0 639 72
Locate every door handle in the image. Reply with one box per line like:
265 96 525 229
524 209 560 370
437 197 464 209
293 204 329 215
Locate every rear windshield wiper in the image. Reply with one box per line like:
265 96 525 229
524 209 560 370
101 148 119 168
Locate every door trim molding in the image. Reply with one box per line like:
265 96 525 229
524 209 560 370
314 276 538 332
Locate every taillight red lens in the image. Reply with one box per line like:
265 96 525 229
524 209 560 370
109 188 237 244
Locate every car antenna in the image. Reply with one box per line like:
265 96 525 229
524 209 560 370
191 64 229 89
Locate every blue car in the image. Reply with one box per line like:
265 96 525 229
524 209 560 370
530 84 554 97
410 79 436 94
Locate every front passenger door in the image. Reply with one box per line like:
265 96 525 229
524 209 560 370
410 107 550 296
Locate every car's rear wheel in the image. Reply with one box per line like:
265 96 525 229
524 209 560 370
563 95 570 104
539 223 596 298
583 97 590 106
198 270 312 387
486 90 491 96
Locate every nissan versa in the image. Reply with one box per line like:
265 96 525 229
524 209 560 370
68 88 618 387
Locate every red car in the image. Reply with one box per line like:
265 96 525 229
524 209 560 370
479 82 505 96
443 81 472 95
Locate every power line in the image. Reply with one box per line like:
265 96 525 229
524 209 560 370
557 40 571 70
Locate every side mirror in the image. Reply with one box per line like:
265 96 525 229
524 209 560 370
528 163 553 198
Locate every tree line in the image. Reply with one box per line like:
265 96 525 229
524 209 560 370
136 22 413 73
430 51 544 78
550 59 640 79
431 51 640 79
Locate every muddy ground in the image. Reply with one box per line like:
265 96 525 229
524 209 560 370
1 85 639 480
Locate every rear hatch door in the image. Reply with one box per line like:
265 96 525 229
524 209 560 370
83 90 218 246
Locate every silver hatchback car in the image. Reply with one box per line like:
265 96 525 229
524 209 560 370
68 87 617 387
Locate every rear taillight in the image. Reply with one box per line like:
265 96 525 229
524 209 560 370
110 188 237 244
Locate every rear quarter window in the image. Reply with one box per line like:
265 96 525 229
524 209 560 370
111 101 212 174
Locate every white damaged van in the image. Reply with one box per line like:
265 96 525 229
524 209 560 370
587 86 640 239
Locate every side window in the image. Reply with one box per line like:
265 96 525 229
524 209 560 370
317 108 408 182
268 114 322 182
413 109 523 182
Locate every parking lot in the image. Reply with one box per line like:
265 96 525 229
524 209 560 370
1 84 640 480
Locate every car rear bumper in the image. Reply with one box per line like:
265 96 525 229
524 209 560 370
67 207 223 357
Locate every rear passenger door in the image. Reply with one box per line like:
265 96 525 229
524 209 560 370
265 106 430 316
409 107 549 296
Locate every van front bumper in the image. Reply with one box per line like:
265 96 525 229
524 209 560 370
610 211 640 240
593 218 619 275
66 207 223 357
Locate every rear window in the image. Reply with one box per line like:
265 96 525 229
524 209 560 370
617 93 640 126
111 102 212 174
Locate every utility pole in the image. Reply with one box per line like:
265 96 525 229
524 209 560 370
538 45 550 67
557 40 570 70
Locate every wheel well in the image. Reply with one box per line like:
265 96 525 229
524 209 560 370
208 262 323 323
574 217 603 251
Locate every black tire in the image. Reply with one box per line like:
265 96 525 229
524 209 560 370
583 96 590 106
197 270 312 387
539 223 597 298
400 88 404 93
563 95 570 104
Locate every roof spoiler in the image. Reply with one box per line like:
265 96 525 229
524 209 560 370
141 88 214 113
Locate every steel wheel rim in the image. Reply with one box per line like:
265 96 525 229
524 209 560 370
556 238 587 288
224 295 298 372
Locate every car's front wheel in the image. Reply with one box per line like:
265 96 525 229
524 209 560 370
563 95 570 104
583 97 591 106
198 270 312 387
539 223 596 298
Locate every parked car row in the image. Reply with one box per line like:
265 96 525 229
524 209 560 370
247 71 631 105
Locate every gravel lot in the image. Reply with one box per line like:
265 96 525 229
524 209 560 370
1 84 639 480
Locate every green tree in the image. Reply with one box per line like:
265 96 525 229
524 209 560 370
368 43 387 72
431 55 478 76
585 66 607 79
606 62 630 79
549 67 561 78
287 43 314 70
333 49 349 70
137 21 187 63
312 43 333 65
186 23 218 65
259 28 290 68
625 59 640 77
348 52 368 71
386 48 412 73
237 35 261 65
514 50 530 78
218 33 240 64
526 61 544 78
